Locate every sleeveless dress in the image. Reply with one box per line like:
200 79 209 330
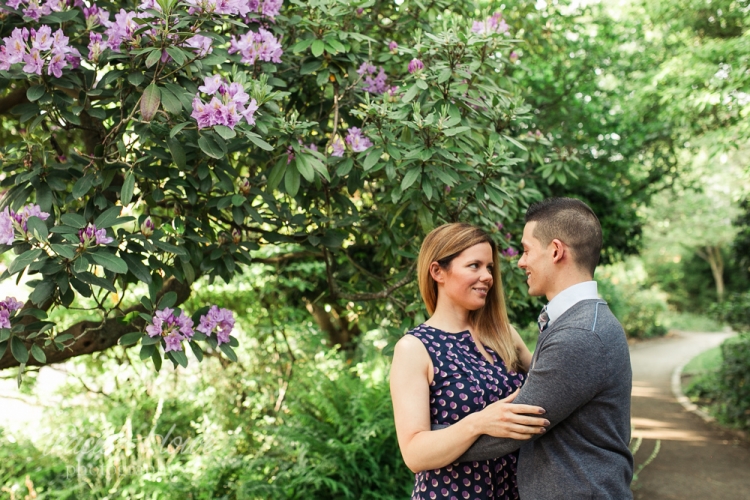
408 324 525 500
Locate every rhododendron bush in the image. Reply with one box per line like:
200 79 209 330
0 0 547 372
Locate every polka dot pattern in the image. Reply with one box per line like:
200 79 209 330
408 324 524 500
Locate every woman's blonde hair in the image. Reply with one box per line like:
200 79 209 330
417 223 522 372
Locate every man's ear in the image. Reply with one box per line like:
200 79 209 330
550 239 566 264
429 262 445 283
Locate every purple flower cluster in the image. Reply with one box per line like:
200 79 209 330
185 0 283 19
501 247 519 258
408 58 424 74
4 0 78 21
0 204 50 245
146 307 195 352
78 223 114 247
388 41 398 53
345 128 373 153
0 296 23 329
197 305 235 345
471 12 510 35
229 27 283 65
0 26 81 77
509 51 519 63
191 74 259 130
330 136 345 157
357 62 388 94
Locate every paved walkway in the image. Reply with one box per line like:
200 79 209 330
630 331 750 499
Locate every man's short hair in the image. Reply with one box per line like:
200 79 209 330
525 197 603 276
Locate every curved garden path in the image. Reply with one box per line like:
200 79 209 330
630 330 750 499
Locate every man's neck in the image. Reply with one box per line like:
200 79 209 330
545 274 594 302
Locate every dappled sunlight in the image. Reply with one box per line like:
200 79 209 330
631 382 670 400
632 417 708 443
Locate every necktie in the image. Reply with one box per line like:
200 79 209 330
537 305 550 334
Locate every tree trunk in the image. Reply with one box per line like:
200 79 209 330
698 245 725 301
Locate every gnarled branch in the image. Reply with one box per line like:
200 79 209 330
0 276 193 370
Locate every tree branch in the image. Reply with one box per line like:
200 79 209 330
0 87 27 116
0 277 193 371
325 248 416 301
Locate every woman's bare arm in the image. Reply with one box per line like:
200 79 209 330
390 335 548 473
510 325 533 372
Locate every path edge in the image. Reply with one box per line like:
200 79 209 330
670 361 715 423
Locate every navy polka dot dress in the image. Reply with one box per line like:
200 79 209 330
408 324 525 500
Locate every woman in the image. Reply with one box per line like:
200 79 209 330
390 223 549 499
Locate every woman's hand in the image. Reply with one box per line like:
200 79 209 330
469 390 549 440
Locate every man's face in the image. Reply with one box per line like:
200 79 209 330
518 221 553 297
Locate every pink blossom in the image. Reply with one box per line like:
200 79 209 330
510 51 519 63
164 331 183 352
471 12 510 35
30 26 53 51
501 247 519 258
0 296 23 329
88 32 103 61
199 74 224 95
229 28 282 65
22 48 44 74
184 34 213 57
388 41 398 53
78 223 114 246
330 136 345 157
260 0 282 17
408 58 424 74
197 305 235 345
345 127 373 153
47 51 66 77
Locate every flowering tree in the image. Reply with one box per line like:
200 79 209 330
0 0 548 371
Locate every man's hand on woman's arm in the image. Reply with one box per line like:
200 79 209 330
391 336 548 473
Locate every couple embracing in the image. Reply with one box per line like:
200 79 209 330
390 198 633 500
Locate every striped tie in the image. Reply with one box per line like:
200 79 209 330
537 305 550 334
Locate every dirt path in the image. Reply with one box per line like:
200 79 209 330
630 331 750 499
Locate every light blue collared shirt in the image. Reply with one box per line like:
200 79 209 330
545 281 599 327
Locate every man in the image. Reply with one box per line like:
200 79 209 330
436 197 634 499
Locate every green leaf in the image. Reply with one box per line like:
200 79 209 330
198 134 226 159
121 171 136 205
214 125 236 140
26 216 48 242
363 149 382 171
75 271 117 293
153 240 187 255
165 46 187 65
140 343 156 360
245 132 273 151
267 157 287 190
72 174 94 199
145 48 162 68
30 344 46 363
128 72 145 86
219 343 238 362
94 206 122 229
61 213 87 228
10 337 28 364
27 85 46 102
152 348 162 372
295 155 315 182
284 164 301 196
121 253 152 283
30 281 55 306
50 244 76 260
118 332 142 346
401 167 421 190
170 122 191 138
168 349 188 368
140 83 161 122
159 291 177 309
232 194 245 206
160 86 183 115
91 252 128 274
311 39 325 57
167 138 186 169
402 84 419 103
443 126 471 137
189 341 204 362
142 335 161 346
9 249 43 275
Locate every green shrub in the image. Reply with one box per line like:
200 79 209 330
598 279 668 339
238 361 412 500
685 334 750 431
710 291 750 333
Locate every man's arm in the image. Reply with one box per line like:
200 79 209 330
434 328 607 462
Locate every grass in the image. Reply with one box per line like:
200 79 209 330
682 346 722 376
662 311 726 333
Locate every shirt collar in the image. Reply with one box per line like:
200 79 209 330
545 281 599 326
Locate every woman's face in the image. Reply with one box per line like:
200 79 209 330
436 242 495 311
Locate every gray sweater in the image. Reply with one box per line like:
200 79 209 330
433 299 633 499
